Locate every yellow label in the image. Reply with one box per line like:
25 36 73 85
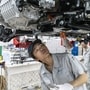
0 56 3 61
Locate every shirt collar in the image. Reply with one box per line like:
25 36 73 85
52 54 60 68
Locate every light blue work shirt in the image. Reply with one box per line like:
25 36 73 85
83 47 90 90
40 53 87 90
83 47 90 68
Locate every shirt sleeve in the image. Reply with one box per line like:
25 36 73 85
67 54 87 78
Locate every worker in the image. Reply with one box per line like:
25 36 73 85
28 39 88 90
80 39 90 66
80 39 90 90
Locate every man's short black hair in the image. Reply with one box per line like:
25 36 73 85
28 39 42 58
80 39 88 45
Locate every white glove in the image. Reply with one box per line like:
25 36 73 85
57 83 73 90
50 83 73 90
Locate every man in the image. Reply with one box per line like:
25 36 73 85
80 39 90 90
80 40 90 66
28 39 88 90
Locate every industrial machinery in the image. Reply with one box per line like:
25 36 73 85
0 0 90 42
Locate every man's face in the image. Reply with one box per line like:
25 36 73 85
33 43 50 63
81 42 87 48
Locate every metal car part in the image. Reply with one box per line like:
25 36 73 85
0 0 40 30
